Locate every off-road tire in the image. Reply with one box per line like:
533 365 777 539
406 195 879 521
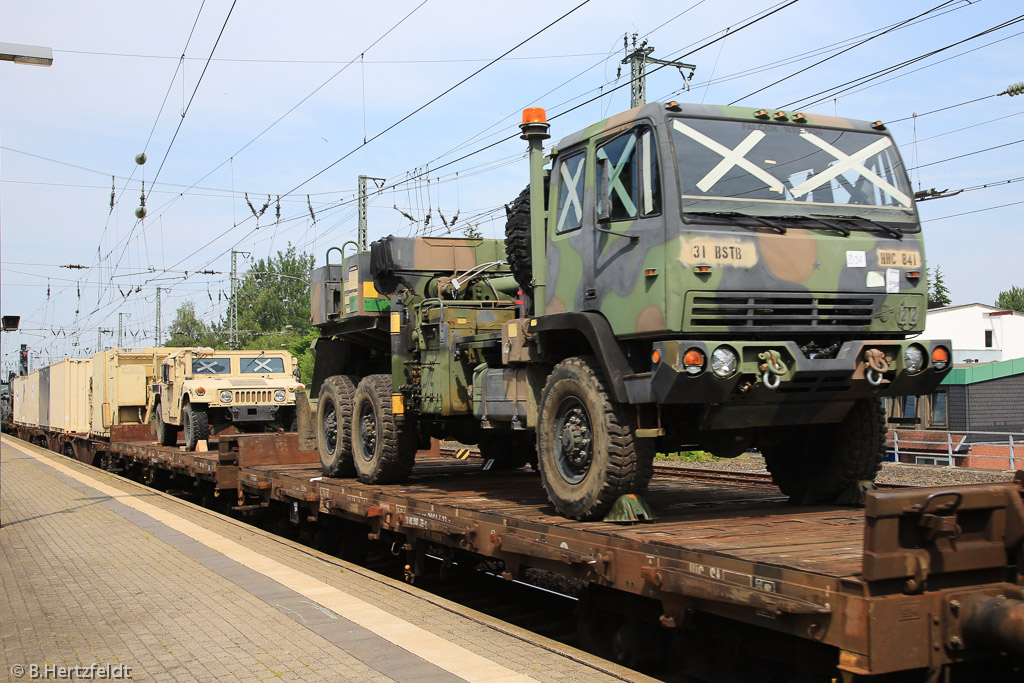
504 185 533 295
761 398 885 504
317 375 358 477
183 402 209 451
478 431 535 470
537 356 653 520
155 403 177 447
351 374 416 484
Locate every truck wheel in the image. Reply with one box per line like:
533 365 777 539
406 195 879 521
183 403 209 451
351 374 416 484
155 403 177 447
478 431 534 470
317 375 357 477
537 356 653 520
761 398 885 504
504 185 533 295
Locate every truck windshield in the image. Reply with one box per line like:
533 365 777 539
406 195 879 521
192 358 231 374
240 357 286 374
670 118 916 227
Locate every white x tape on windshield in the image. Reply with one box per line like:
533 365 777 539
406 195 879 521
557 158 585 232
791 133 911 207
196 360 223 373
249 358 275 372
672 120 783 194
598 134 638 217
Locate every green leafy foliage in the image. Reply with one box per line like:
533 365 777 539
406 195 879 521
164 244 317 382
927 266 952 307
995 286 1024 313
165 300 219 348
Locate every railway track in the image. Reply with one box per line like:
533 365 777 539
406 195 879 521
437 443 905 490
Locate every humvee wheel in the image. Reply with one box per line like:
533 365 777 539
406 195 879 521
155 403 177 447
183 402 209 451
537 356 653 521
478 431 535 470
761 398 885 504
317 375 357 477
351 374 416 484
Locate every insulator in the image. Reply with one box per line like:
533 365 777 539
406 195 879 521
1004 82 1024 97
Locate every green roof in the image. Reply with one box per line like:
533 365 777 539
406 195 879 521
942 357 1024 385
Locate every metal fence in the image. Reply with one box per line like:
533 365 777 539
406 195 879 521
888 430 1023 470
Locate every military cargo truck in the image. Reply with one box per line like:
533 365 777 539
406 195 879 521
300 102 952 520
150 348 303 450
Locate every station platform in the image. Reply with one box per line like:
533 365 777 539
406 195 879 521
1 435 651 682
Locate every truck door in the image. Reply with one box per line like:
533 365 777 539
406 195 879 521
588 125 667 336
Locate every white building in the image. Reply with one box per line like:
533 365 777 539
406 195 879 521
917 304 1024 363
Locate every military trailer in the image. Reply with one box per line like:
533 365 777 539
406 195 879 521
300 102 952 521
149 348 303 450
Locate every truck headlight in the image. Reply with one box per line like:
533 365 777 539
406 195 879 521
904 345 925 374
220 390 232 403
711 346 738 378
274 390 286 402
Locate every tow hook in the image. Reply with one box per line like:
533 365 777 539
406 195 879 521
864 348 890 386
758 350 788 390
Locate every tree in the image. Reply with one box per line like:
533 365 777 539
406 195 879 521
228 244 315 348
927 266 952 308
995 286 1024 313
165 300 218 347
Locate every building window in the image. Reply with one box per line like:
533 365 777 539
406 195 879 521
929 391 948 429
985 330 993 348
899 395 917 419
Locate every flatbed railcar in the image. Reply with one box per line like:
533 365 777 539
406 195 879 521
3 424 1022 681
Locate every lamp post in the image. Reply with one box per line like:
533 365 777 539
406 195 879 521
0 43 53 67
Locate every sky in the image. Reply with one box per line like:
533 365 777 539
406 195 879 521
2 0 1021 374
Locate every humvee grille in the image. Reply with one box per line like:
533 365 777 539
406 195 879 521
235 390 272 403
686 292 878 331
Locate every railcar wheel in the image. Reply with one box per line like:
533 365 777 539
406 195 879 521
183 402 209 451
761 398 885 504
351 374 416 484
316 375 358 477
155 403 177 446
537 356 653 520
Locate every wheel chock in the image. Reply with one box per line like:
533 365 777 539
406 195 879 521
603 493 657 524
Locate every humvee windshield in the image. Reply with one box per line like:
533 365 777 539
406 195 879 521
192 358 231 374
670 118 916 228
240 357 286 374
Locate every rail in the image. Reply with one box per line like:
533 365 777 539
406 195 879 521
889 429 1022 470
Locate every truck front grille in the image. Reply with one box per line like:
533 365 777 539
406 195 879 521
235 390 272 403
686 292 878 331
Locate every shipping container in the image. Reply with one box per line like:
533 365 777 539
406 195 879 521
47 358 92 433
90 348 174 438
11 374 31 425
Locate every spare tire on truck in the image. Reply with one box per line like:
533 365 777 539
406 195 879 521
504 185 533 296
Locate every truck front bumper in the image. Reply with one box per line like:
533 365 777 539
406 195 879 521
625 338 951 409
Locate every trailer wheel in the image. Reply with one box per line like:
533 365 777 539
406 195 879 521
351 374 416 484
504 185 533 295
761 398 885 504
317 375 358 477
537 356 653 520
155 403 177 447
183 402 209 451
478 431 535 470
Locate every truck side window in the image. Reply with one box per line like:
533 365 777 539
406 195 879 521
555 151 586 234
597 127 659 221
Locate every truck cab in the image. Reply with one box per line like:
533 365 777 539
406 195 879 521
150 348 303 450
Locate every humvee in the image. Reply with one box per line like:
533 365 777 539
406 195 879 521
150 347 303 450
